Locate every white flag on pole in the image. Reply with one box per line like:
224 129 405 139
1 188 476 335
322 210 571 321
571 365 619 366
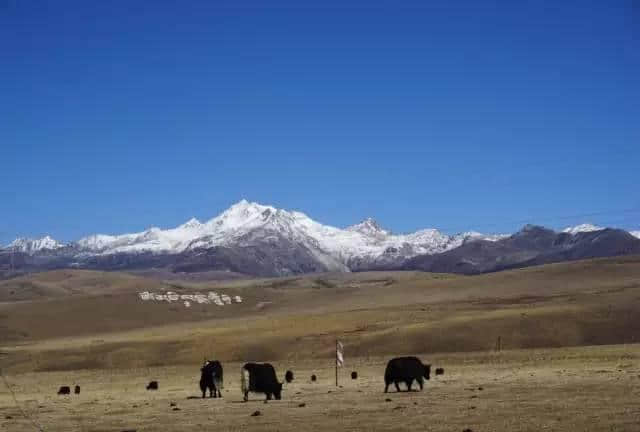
336 341 344 367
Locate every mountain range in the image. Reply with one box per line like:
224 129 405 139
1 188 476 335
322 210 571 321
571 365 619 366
2 200 639 278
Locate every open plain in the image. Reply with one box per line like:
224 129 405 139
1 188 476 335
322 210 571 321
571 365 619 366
1 256 640 430
1 346 639 431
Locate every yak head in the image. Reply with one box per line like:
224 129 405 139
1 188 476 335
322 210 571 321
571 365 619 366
201 359 212 372
423 364 431 380
274 382 283 400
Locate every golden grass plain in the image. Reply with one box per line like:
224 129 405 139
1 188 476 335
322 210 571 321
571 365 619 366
1 256 640 430
1 345 639 431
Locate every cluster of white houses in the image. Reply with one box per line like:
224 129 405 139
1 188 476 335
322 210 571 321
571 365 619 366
138 291 243 308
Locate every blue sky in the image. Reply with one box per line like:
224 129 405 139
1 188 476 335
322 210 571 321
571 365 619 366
1 0 638 244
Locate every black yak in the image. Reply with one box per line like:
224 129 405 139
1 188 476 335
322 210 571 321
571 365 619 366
384 356 431 393
200 360 223 398
241 363 282 402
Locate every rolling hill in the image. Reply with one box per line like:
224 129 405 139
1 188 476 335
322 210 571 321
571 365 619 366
1 255 639 373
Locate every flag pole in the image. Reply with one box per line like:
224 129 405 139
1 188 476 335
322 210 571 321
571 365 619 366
335 339 338 387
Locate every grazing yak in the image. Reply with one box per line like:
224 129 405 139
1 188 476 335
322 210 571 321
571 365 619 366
57 386 71 395
74 385 80 395
146 381 158 391
200 360 224 398
384 356 431 393
241 363 282 402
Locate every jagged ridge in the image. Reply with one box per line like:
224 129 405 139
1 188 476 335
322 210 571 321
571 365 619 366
2 201 639 277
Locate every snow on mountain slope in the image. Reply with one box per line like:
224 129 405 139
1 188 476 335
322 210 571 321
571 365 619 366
8 235 65 254
631 231 640 239
346 218 391 239
77 218 206 254
68 200 505 266
6 202 640 279
461 231 510 242
7 201 637 276
562 223 604 235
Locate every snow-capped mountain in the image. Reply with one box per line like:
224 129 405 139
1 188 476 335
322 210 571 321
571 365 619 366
67 200 504 266
562 223 604 235
631 231 640 239
8 235 65 254
76 217 207 255
3 201 639 278
404 223 640 275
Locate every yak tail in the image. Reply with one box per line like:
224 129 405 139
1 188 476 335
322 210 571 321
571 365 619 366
241 367 249 394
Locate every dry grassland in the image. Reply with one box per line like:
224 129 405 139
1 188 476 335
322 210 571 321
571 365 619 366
1 257 640 430
1 345 639 431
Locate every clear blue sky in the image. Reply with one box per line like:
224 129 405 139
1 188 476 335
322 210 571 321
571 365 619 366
1 0 639 244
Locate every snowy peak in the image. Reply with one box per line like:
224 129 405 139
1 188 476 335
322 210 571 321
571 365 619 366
205 200 276 231
458 231 510 243
76 234 119 251
630 231 640 239
347 218 390 238
179 218 202 229
563 223 604 235
5 200 508 266
8 235 65 254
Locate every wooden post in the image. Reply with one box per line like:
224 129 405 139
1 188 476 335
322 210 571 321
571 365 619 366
335 339 338 387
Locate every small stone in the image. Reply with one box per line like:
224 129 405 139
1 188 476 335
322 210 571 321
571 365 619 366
251 410 261 417
298 403 306 407
385 398 392 402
